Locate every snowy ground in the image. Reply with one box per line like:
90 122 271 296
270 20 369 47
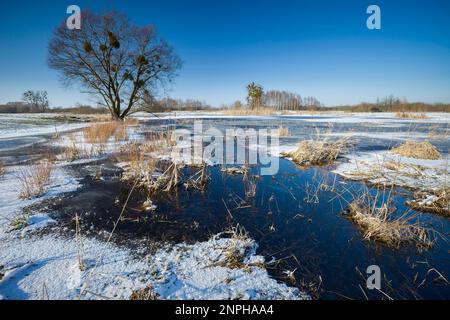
333 151 450 192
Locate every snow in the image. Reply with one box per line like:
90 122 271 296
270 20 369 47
22 214 56 234
0 164 82 230
148 235 308 300
333 151 450 192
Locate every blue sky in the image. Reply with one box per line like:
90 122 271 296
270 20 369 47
0 0 449 107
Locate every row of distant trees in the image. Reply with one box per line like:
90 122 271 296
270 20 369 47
0 90 49 113
140 93 212 112
244 82 322 110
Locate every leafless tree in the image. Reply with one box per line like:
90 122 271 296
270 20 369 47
22 90 49 112
263 90 302 110
48 11 181 120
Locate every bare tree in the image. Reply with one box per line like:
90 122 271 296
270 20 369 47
48 11 181 120
263 90 302 110
22 90 49 112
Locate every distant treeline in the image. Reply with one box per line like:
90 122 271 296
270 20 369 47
333 96 450 112
0 102 106 114
139 96 212 112
1 94 449 114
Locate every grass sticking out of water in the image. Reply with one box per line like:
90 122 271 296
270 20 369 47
282 138 349 167
407 188 450 217
343 190 433 249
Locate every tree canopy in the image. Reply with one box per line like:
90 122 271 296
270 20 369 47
48 11 182 120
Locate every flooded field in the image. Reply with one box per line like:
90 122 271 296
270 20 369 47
0 112 448 300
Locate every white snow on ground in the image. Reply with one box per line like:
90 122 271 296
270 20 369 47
0 165 82 230
0 122 89 139
333 151 450 192
148 235 308 300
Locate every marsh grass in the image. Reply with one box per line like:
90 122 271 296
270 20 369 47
212 225 262 271
221 107 278 116
407 188 450 217
282 138 349 167
83 121 119 144
221 166 248 175
395 112 429 119
184 163 210 191
18 159 53 199
114 124 129 142
343 188 433 249
130 286 159 300
277 125 290 137
62 133 83 161
0 161 5 177
391 141 442 160
10 213 29 231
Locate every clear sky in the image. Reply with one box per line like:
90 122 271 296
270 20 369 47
0 0 449 107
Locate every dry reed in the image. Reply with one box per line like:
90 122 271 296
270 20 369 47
282 138 349 167
18 160 53 199
343 191 432 249
391 141 441 160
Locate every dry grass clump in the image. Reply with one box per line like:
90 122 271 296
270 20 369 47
407 188 450 217
282 138 349 167
184 163 210 191
221 107 277 116
344 195 432 249
277 125 290 137
120 143 157 187
395 112 429 119
221 166 248 175
114 124 129 142
130 286 159 300
212 225 261 271
0 161 5 177
62 133 83 161
83 121 119 144
390 141 441 160
18 160 53 199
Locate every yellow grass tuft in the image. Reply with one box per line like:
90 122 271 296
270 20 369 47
221 107 277 116
395 112 429 119
407 188 450 217
282 138 349 167
0 161 5 176
391 141 442 160
130 286 159 300
345 196 432 249
114 124 129 142
83 121 119 144
18 159 53 199
277 125 290 137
